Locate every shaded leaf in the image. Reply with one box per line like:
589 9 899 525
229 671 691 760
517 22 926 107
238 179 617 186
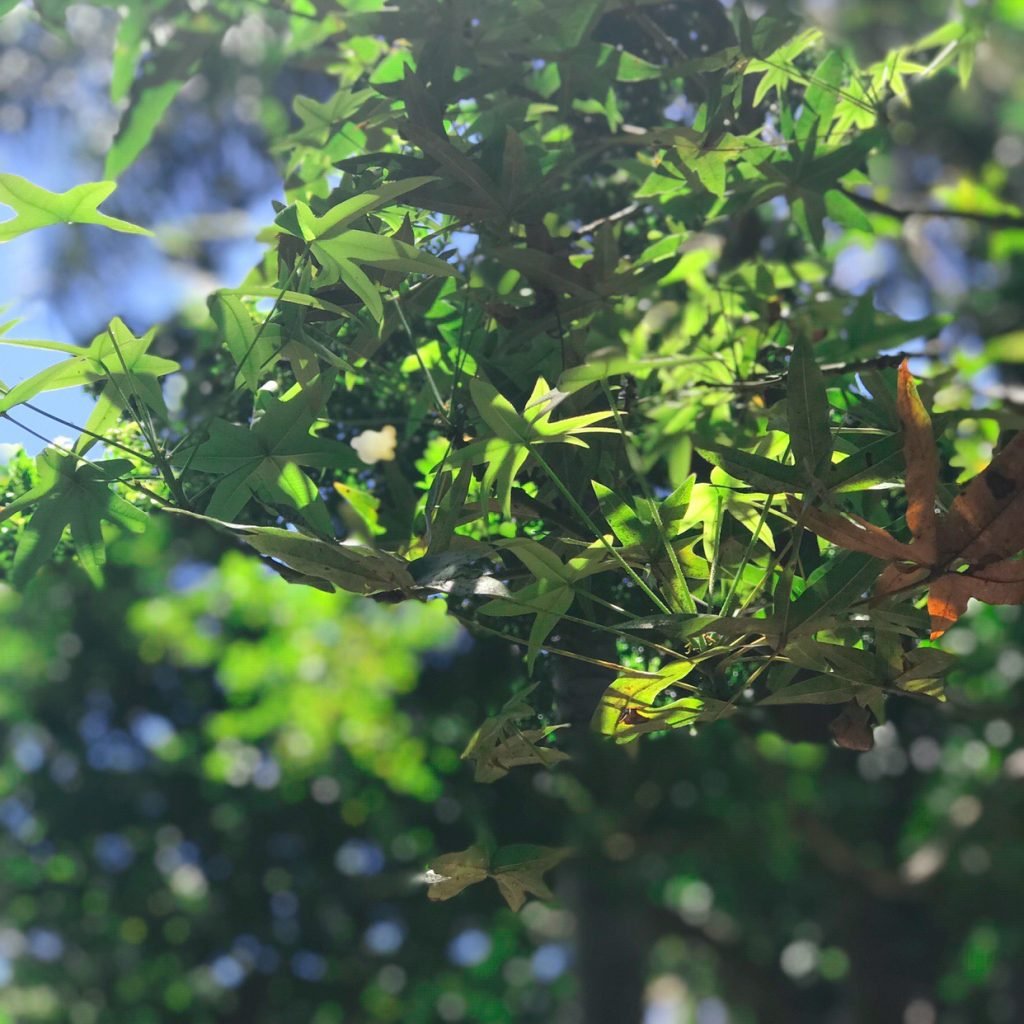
787 334 832 479
425 844 571 912
169 510 415 597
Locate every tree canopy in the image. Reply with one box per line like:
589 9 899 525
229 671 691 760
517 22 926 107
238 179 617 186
2 0 1024 1019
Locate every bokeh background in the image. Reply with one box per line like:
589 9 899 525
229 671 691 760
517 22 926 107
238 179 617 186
2 2 1024 1023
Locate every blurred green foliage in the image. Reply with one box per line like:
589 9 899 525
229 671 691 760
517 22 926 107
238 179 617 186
2 449 1024 1021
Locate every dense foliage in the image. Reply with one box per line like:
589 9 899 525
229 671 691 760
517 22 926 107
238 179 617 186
3 0 1024 1020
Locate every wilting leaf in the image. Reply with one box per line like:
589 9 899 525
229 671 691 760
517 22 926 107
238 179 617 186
425 844 571 911
169 511 415 597
490 845 572 912
461 685 569 782
792 500 918 563
423 845 490 902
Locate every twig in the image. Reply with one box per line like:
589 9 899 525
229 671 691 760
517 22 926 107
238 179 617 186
841 187 1024 229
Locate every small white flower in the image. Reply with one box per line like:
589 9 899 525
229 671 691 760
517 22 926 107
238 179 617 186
350 425 397 465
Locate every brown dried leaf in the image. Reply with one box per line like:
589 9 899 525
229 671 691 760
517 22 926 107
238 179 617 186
793 500 919 563
927 559 1024 638
874 560 931 598
896 360 938 562
940 431 1024 564
829 701 875 751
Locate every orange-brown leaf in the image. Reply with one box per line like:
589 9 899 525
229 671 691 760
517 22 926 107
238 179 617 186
794 501 919 563
874 561 931 598
927 574 973 638
940 431 1024 564
927 559 1024 638
896 360 938 562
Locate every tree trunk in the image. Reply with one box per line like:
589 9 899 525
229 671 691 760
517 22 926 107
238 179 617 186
554 634 650 1024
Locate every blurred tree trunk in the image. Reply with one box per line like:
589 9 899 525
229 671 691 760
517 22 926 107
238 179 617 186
555 632 651 1024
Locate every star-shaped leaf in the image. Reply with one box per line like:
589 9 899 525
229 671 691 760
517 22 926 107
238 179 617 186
177 386 358 533
451 377 615 518
593 661 735 742
0 174 151 243
425 843 571 912
0 318 178 427
0 449 147 587
478 538 613 670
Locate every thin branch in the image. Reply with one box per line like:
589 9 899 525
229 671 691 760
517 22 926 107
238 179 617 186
841 187 1024 229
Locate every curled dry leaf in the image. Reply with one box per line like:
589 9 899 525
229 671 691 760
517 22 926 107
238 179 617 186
829 701 875 751
461 685 570 782
795 360 1024 638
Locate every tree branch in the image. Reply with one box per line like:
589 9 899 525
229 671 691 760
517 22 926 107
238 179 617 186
841 188 1024 229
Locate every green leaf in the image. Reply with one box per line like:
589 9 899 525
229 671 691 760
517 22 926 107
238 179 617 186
797 50 844 142
616 50 664 82
760 675 859 705
105 79 185 180
169 510 415 597
828 433 904 492
103 30 216 179
293 177 438 239
110 1 152 103
0 449 147 587
175 386 357 531
479 538 612 671
210 294 277 392
314 229 457 278
491 246 601 300
0 318 177 423
593 661 697 740
783 551 884 635
824 189 873 231
593 482 647 547
697 442 804 492
556 351 695 394
401 122 505 215
454 378 614 519
0 175 151 243
787 334 832 479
